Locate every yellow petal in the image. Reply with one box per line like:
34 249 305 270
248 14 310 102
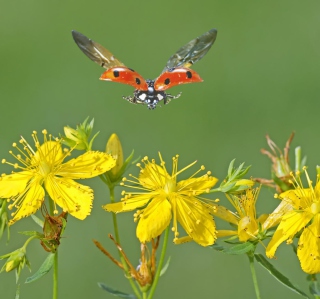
33 141 64 166
9 182 44 225
136 196 171 242
177 176 218 195
279 188 312 210
216 230 238 238
45 175 93 220
297 214 320 274
175 195 216 246
266 211 312 258
57 151 116 179
211 203 239 225
103 193 153 213
0 171 32 198
238 216 258 242
139 164 167 190
262 198 294 230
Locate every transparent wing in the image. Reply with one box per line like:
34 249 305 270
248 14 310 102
72 30 125 69
162 28 217 72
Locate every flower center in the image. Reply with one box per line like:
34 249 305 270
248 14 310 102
164 177 176 194
39 160 51 178
311 202 320 215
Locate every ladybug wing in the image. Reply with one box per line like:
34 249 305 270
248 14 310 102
72 30 125 69
72 30 148 90
162 28 217 72
154 68 203 91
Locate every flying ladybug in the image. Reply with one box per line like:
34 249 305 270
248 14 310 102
72 28 217 109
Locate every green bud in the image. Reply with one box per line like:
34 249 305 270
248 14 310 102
62 117 99 151
106 133 124 176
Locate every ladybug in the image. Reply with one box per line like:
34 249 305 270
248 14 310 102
72 28 217 109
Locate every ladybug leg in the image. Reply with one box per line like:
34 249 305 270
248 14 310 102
122 95 137 104
164 92 182 105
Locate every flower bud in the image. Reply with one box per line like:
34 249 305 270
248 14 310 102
106 133 124 176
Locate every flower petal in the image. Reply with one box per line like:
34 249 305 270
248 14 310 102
216 230 238 238
262 197 294 231
103 193 154 213
177 176 218 195
57 152 116 179
266 211 312 258
297 214 320 274
45 175 93 220
33 141 64 166
175 195 216 246
9 181 44 225
139 164 167 190
0 171 32 198
211 203 238 225
136 196 171 242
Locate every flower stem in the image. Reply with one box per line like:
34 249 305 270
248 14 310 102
53 251 58 299
109 186 142 299
48 197 58 299
147 226 170 299
248 254 261 299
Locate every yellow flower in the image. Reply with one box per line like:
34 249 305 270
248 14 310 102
0 130 116 225
216 187 268 241
104 153 218 246
266 168 320 274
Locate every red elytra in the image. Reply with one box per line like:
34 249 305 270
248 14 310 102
154 68 203 91
100 67 148 90
72 28 217 109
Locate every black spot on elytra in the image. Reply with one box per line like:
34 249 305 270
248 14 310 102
113 70 120 78
186 71 192 79
136 78 141 85
164 78 170 85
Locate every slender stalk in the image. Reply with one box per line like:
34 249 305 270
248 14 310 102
48 198 58 299
147 226 170 299
248 254 261 299
53 251 58 299
109 186 142 299
142 292 147 299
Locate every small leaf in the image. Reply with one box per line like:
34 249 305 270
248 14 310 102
19 231 43 238
25 253 55 283
98 283 136 298
254 254 309 298
31 214 44 227
211 242 256 255
160 256 171 276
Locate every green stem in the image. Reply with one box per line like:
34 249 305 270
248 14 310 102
109 186 142 299
147 226 170 299
248 254 261 299
48 197 58 299
142 292 147 299
310 274 320 299
53 251 58 299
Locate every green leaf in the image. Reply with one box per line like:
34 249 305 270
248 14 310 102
254 254 309 298
31 214 44 227
211 242 256 255
19 231 43 238
160 256 171 276
25 253 55 283
98 283 136 298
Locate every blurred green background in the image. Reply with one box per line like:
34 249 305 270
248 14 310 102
1 0 320 298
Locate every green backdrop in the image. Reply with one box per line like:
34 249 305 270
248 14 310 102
1 0 320 298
